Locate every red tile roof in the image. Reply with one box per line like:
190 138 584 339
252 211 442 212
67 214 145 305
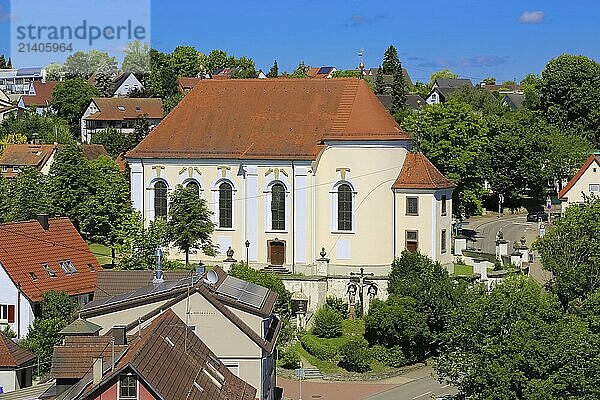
59 310 256 400
178 77 202 91
127 78 409 160
392 152 455 190
0 144 55 178
20 81 59 107
0 218 101 302
0 332 36 367
84 98 163 121
558 154 600 199
51 336 127 379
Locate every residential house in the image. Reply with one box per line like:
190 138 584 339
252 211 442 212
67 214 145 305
81 267 279 400
178 77 201 92
0 333 35 394
50 310 256 400
365 67 414 91
211 68 241 79
0 216 101 339
376 94 426 111
558 152 600 213
80 98 163 144
126 78 454 274
110 72 143 97
257 70 267 79
0 90 18 122
0 144 108 178
0 382 53 399
501 93 525 110
426 78 473 104
307 66 337 79
17 81 58 114
0 68 46 95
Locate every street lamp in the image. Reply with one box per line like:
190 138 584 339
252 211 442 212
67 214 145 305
245 240 250 266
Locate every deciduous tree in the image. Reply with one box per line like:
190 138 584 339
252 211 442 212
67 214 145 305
166 185 216 265
50 78 99 134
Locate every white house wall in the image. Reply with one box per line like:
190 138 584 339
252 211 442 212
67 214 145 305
0 263 35 339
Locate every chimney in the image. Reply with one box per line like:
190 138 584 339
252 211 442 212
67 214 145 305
153 248 164 284
37 214 49 230
112 325 127 345
92 357 103 385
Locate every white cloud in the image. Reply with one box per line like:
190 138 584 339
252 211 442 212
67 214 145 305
519 10 545 24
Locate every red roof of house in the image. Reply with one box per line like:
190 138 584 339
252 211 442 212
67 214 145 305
558 154 600 199
127 78 409 160
84 98 163 121
392 152 455 190
20 81 59 107
0 332 36 367
55 310 256 400
0 218 100 302
177 77 202 91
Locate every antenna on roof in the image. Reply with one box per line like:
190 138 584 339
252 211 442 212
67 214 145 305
358 48 365 79
204 269 218 287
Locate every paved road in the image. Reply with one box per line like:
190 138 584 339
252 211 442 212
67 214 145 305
365 375 457 400
464 213 552 284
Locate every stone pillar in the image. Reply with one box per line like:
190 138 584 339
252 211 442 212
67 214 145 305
496 239 509 258
454 237 467 256
315 247 329 277
473 258 488 280
510 251 523 268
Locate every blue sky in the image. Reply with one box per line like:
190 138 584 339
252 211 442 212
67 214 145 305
0 0 598 83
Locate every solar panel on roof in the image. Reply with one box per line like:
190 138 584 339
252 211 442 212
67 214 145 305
216 276 268 309
317 66 333 75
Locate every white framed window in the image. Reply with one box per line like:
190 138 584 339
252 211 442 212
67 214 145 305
441 229 447 253
590 184 600 192
406 230 418 253
0 304 14 323
212 179 236 230
330 181 357 233
118 374 138 400
264 180 289 232
406 197 419 216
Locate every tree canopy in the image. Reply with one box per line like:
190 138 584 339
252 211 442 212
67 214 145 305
50 78 99 134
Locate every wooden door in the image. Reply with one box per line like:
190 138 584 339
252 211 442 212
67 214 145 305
269 241 285 266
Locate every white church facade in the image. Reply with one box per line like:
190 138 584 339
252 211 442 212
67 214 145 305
127 78 454 275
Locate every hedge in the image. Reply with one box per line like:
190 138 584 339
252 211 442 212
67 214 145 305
300 334 339 361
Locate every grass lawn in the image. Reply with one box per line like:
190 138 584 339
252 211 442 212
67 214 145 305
453 263 474 275
88 243 113 266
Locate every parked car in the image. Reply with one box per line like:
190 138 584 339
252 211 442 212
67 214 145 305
527 211 549 222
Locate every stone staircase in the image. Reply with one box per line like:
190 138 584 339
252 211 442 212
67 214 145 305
262 265 291 274
301 366 323 380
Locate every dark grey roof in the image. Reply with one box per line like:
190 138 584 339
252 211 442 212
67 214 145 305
0 382 54 400
502 93 524 109
435 78 473 89
111 72 135 93
365 68 413 88
59 318 102 336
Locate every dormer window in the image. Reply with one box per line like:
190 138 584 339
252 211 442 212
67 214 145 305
30 272 37 281
42 263 56 278
88 263 95 272
118 106 126 111
59 260 77 274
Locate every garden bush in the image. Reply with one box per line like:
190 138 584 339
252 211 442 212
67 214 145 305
312 305 343 338
300 334 339 361
370 344 408 368
278 346 300 369
339 339 372 372
325 296 348 318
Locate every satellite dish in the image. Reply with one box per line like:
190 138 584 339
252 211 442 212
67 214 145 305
205 269 218 285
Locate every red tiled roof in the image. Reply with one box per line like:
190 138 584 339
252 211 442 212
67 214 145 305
392 152 455 190
84 98 163 121
558 154 600 199
63 310 256 400
127 78 409 160
178 77 202 91
20 81 59 107
51 336 127 379
0 332 36 367
0 144 55 174
0 218 101 302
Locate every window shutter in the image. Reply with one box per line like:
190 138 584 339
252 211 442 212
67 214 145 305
7 305 15 323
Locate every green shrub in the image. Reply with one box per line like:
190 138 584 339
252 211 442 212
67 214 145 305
370 344 408 368
312 305 343 338
278 346 300 369
339 339 371 372
300 334 339 360
325 296 348 318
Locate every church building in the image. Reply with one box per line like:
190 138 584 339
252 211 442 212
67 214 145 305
126 78 454 275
